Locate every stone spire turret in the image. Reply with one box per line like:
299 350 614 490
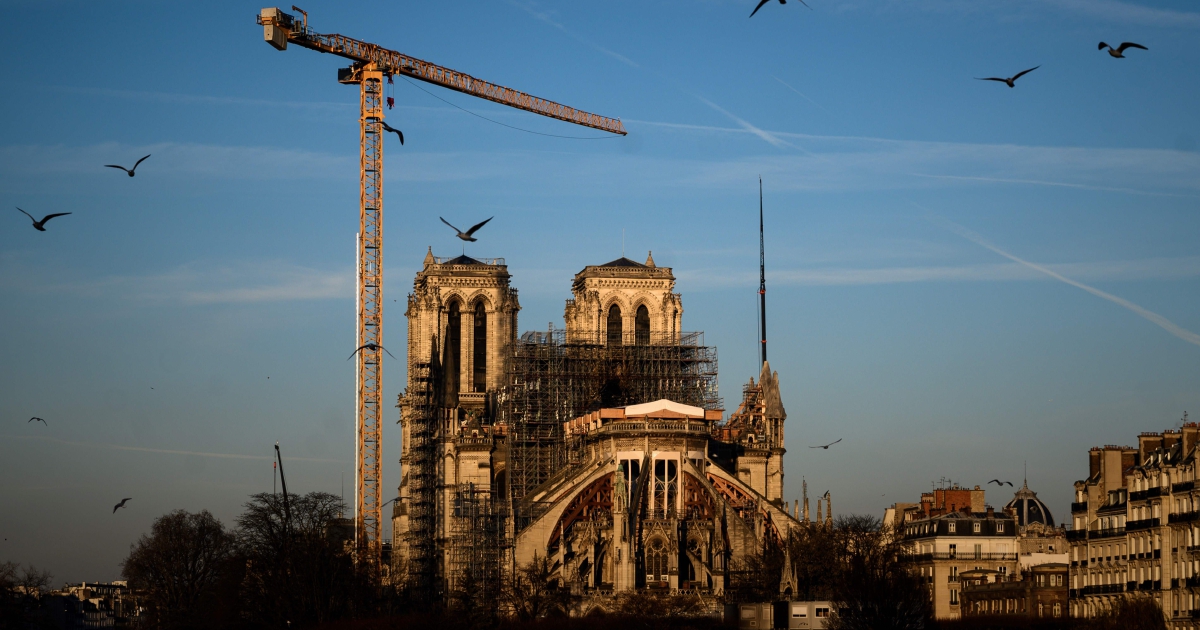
802 478 810 523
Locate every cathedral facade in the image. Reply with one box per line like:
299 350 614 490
392 250 801 601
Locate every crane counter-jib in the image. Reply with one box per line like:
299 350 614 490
257 7 627 135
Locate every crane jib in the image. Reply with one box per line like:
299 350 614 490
263 15 626 135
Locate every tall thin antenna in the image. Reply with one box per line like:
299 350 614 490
622 228 625 258
758 177 767 365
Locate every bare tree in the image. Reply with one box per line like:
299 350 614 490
502 553 569 621
236 491 371 627
825 515 933 630
121 509 237 629
1 560 53 625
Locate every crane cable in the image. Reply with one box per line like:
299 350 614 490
400 76 620 140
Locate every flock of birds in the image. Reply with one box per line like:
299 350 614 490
750 0 1147 90
13 154 150 232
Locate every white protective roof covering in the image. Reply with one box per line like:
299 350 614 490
623 399 705 418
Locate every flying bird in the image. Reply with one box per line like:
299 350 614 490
440 216 493 242
1099 42 1147 58
28 417 47 426
16 208 71 232
809 438 842 450
381 122 404 145
104 154 151 177
750 0 809 18
113 498 132 513
988 479 1014 487
347 342 396 361
976 66 1039 88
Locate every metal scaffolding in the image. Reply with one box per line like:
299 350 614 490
447 483 504 609
401 342 441 599
500 330 720 527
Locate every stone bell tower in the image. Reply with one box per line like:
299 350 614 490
404 249 520 403
563 252 683 345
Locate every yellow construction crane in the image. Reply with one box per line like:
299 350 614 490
255 7 626 568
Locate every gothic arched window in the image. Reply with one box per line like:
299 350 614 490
646 538 668 584
607 304 623 346
635 305 650 345
472 301 487 392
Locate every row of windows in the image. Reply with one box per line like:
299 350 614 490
908 519 1008 536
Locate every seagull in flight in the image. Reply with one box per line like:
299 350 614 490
347 342 396 361
976 66 1039 88
16 208 71 232
28 417 47 426
105 154 151 177
750 0 809 18
1099 42 1147 58
988 479 1014 487
810 438 842 450
440 216 493 242
113 498 132 513
381 122 404 145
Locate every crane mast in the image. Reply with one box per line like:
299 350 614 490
255 7 626 570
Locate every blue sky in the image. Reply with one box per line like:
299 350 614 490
1 0 1198 582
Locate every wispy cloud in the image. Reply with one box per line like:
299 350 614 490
621 119 1200 194
910 173 1197 198
5 434 346 464
933 216 1200 348
1041 0 1200 28
0 259 353 304
676 256 1200 289
696 97 798 150
60 85 354 112
0 142 354 180
773 76 833 116
508 0 640 68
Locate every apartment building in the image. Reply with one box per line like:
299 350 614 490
1069 418 1200 629
902 507 1020 619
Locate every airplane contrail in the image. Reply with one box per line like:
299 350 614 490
5 434 347 463
932 214 1200 348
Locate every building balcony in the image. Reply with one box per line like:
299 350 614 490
1082 584 1125 595
1127 518 1161 531
1066 529 1088 541
1173 481 1195 493
903 552 1018 562
1071 501 1089 513
1170 511 1200 524
1092 527 1127 540
1130 487 1164 501
1186 576 1200 588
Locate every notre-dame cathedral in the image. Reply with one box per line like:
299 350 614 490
391 249 819 607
